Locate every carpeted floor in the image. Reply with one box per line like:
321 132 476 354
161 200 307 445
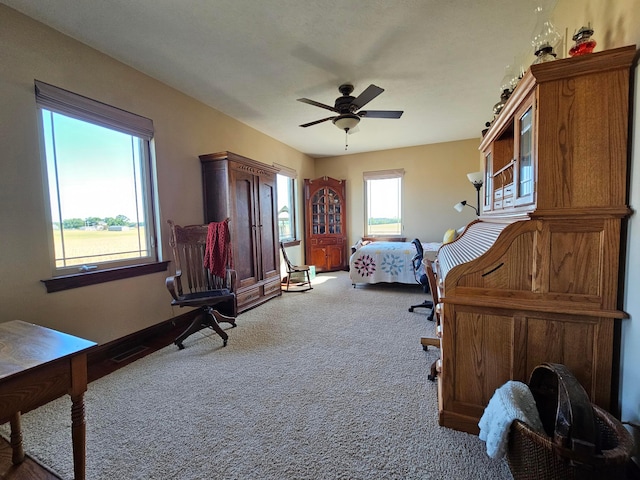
2 272 512 479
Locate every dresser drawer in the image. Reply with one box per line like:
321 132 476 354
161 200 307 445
503 183 514 197
315 237 343 246
237 285 261 305
263 277 282 296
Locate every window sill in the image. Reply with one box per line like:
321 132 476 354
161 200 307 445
363 236 406 242
41 261 169 293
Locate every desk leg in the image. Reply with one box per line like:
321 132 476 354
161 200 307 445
9 412 25 464
70 393 86 480
70 354 89 480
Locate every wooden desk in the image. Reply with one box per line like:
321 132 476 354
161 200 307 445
0 320 96 479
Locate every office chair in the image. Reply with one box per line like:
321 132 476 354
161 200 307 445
165 220 237 349
408 238 434 318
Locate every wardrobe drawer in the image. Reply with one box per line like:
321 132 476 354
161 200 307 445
237 286 261 305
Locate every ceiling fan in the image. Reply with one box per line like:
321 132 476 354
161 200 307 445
297 84 403 133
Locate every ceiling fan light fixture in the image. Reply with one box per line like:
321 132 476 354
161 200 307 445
332 114 360 132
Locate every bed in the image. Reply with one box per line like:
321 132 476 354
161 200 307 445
349 240 441 287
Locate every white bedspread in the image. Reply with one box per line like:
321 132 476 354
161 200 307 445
349 241 441 285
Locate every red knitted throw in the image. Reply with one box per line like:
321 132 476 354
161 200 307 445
203 220 232 278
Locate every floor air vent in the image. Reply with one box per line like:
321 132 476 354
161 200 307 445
111 345 149 363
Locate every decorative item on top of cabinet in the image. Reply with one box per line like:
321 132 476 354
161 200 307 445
569 25 597 56
304 177 347 272
200 151 281 312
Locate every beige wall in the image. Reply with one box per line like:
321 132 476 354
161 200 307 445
314 140 481 247
0 5 314 343
547 0 640 461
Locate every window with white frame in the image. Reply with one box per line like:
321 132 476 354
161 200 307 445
275 164 298 243
35 81 158 277
364 169 404 236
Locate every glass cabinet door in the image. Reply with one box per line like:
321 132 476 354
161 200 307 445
483 151 493 211
311 187 343 235
327 188 342 234
311 189 325 234
515 103 535 205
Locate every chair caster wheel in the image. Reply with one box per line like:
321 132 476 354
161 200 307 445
223 339 228 347
408 307 414 312
423 345 429 351
428 374 436 382
175 342 185 350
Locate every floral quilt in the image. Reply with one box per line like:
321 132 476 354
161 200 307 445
349 241 440 286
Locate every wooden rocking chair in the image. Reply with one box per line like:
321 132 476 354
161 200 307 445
166 220 237 349
280 242 312 292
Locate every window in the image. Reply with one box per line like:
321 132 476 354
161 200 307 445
275 164 298 243
364 169 404 236
35 81 158 279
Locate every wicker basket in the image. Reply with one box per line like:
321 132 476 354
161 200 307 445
506 363 634 480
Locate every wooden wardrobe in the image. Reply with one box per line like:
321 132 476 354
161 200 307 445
200 151 281 312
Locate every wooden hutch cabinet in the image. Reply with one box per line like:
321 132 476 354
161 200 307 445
200 151 281 312
432 46 636 434
482 91 537 213
304 177 347 272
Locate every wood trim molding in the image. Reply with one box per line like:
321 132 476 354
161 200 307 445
41 261 169 293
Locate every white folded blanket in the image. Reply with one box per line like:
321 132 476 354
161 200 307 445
478 380 545 459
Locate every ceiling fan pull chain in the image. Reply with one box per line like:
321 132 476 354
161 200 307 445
345 130 348 151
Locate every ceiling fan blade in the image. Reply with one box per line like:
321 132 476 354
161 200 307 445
299 116 336 128
297 98 338 113
358 110 403 119
351 84 384 109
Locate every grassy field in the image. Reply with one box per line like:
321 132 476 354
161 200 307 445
54 228 148 267
368 223 402 235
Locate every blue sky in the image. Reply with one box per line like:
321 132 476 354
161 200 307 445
42 111 144 222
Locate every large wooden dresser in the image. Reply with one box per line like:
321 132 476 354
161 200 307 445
200 151 281 312
432 46 636 434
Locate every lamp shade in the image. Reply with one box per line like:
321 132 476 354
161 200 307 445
333 114 360 131
467 171 484 186
454 201 465 213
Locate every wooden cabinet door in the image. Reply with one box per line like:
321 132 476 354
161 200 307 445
304 177 347 272
256 174 280 282
230 167 259 288
326 243 345 271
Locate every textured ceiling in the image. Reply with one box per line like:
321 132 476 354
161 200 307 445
3 0 557 157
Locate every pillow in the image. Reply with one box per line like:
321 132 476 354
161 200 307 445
443 228 457 244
